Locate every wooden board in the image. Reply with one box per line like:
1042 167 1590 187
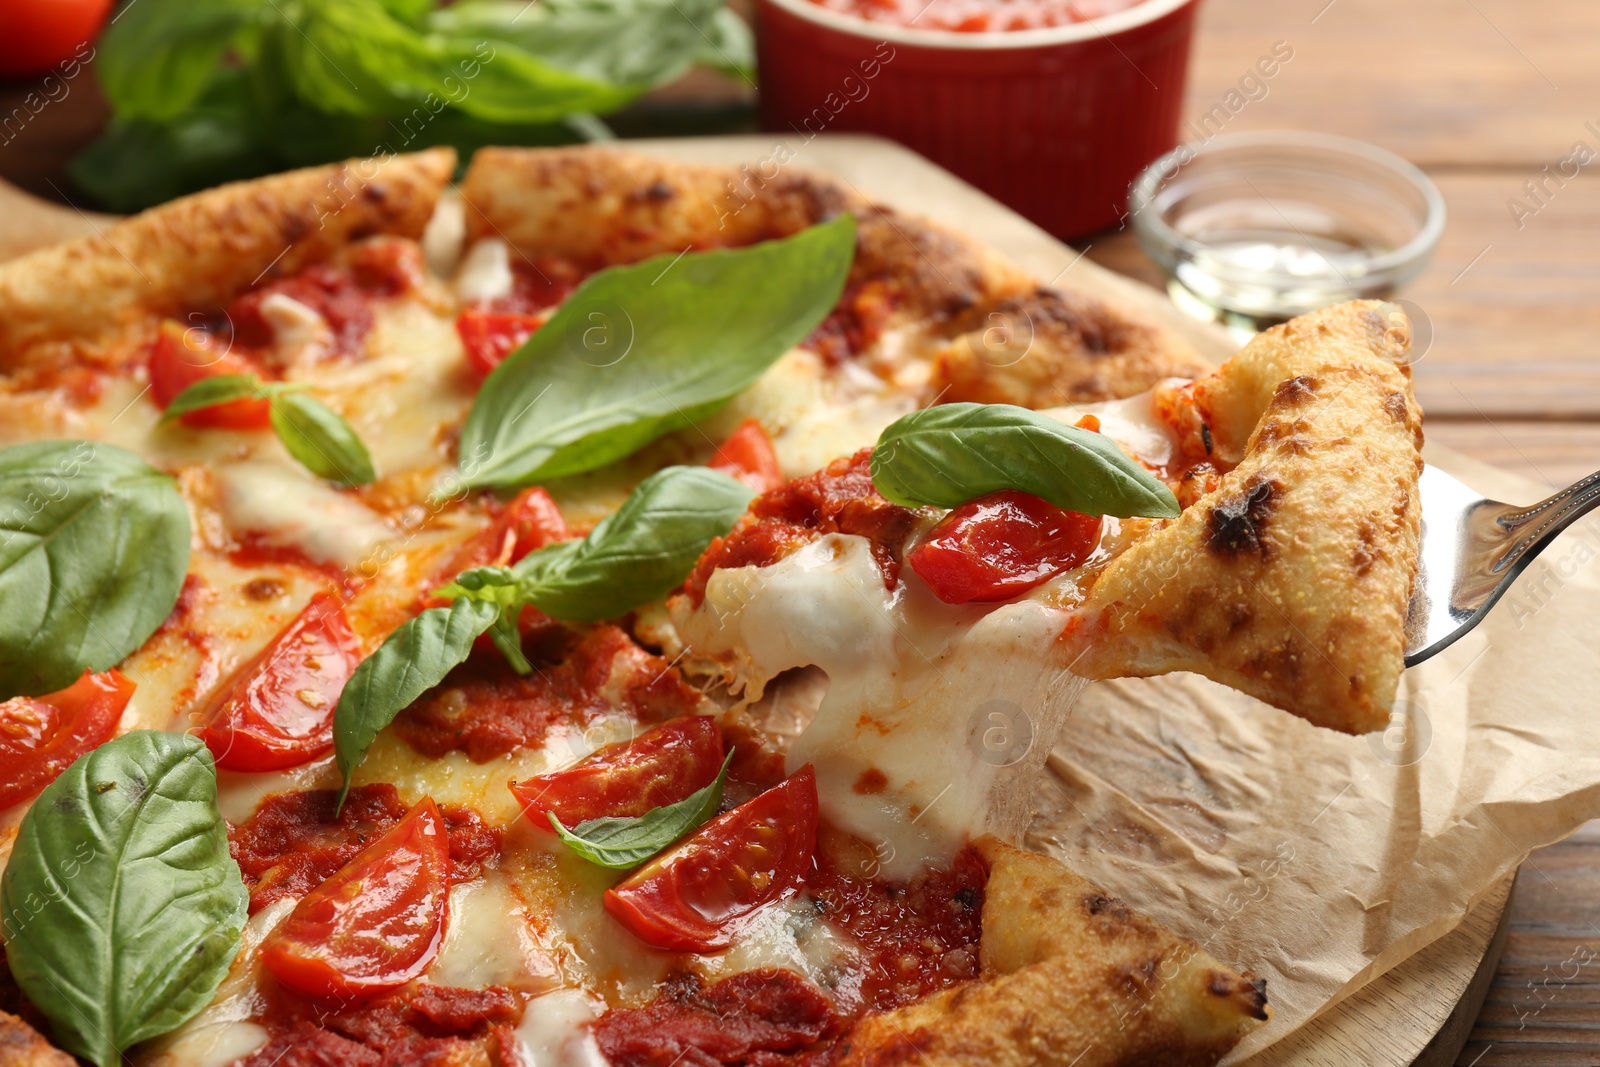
0 133 1517 1067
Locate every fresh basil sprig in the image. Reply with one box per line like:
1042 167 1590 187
0 731 247 1067
439 465 755 624
334 466 751 800
458 216 856 489
79 0 752 212
551 750 732 869
870 403 1181 519
333 597 500 811
162 374 377 486
0 441 190 700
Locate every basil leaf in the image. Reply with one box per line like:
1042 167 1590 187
0 731 247 1067
159 373 267 423
459 216 856 488
269 391 377 487
434 0 747 89
871 403 1182 519
435 564 525 606
516 466 753 621
0 442 190 699
276 0 633 124
551 749 732 869
96 0 265 122
333 598 500 809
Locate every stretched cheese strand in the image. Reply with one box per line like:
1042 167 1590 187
678 534 1085 880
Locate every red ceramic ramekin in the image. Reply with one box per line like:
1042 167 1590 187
756 0 1201 240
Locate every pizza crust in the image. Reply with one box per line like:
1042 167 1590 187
930 285 1215 405
458 147 1209 400
0 1011 72 1067
838 839 1267 1067
1065 301 1424 734
0 148 455 368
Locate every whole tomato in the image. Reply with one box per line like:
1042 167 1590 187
0 0 112 80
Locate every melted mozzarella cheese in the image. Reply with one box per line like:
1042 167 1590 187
456 238 514 303
355 713 639 826
1043 391 1178 470
677 534 1085 880
514 988 608 1067
696 897 856 993
213 461 392 568
712 349 917 478
258 293 332 364
308 299 475 477
422 190 467 278
432 870 556 989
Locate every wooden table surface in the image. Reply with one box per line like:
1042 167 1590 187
2 1 1598 1061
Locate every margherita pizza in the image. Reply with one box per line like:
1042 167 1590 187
0 146 1423 1067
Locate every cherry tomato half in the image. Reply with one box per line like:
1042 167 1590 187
148 320 271 430
512 715 724 832
708 418 783 494
261 798 450 1001
908 490 1102 605
0 670 132 809
605 764 818 953
456 311 544 378
199 594 360 772
0 0 110 79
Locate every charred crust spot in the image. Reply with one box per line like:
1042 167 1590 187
1272 374 1318 406
361 181 389 205
1277 433 1314 457
1083 892 1133 924
1352 520 1377 576
279 214 311 246
1201 422 1214 454
1207 479 1279 558
853 768 889 795
1382 391 1410 422
1248 976 1270 1018
1227 601 1254 633
1394 487 1411 523
631 180 676 203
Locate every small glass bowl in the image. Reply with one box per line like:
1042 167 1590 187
1129 131 1446 335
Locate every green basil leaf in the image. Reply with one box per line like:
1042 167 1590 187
96 0 266 122
434 564 525 607
268 391 377 487
433 0 745 89
694 8 756 81
275 0 634 124
0 442 191 699
159 373 267 423
0 731 247 1067
459 216 856 488
333 598 501 810
514 466 753 621
870 403 1182 519
69 69 278 213
551 749 732 869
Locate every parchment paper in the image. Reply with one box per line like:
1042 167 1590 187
1023 445 1600 1061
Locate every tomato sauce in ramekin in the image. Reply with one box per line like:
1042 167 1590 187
803 0 1148 32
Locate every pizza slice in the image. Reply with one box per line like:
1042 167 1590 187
1062 300 1424 734
0 145 1429 1067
